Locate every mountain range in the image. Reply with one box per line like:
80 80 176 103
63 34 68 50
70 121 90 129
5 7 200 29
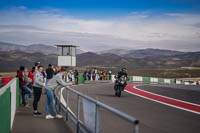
0 42 200 72
0 42 85 54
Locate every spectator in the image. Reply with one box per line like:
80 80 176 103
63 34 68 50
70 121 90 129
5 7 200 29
88 70 91 80
24 68 33 106
99 70 104 80
28 67 35 84
45 66 72 119
92 70 96 80
108 70 112 80
74 69 79 85
32 65 45 116
16 66 32 107
16 66 26 106
46 64 54 82
103 71 107 80
68 70 73 81
95 69 99 80
35 62 40 72
83 70 88 80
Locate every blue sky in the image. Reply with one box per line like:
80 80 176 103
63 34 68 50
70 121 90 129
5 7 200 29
0 0 200 18
0 0 199 10
0 0 200 51
0 0 200 14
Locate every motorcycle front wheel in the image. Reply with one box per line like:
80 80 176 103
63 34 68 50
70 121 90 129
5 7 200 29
116 88 121 97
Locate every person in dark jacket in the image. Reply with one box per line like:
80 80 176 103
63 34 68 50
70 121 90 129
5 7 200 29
83 70 88 80
114 68 128 90
46 64 54 82
16 66 26 106
74 69 79 85
116 68 128 79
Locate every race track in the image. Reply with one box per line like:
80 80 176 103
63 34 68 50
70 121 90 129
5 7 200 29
64 82 200 133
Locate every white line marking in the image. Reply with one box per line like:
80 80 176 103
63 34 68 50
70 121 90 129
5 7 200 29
133 85 200 106
124 85 200 115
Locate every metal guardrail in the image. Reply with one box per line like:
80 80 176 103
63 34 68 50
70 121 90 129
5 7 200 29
55 86 139 133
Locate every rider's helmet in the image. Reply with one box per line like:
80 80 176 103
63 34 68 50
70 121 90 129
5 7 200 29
121 68 127 73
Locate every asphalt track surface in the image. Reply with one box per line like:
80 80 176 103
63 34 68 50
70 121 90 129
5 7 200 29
66 82 200 133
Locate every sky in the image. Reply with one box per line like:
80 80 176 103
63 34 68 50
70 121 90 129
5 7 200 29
0 0 200 51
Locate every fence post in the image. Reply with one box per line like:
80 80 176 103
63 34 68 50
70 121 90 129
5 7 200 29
95 105 99 133
134 124 139 133
65 89 69 121
76 95 80 133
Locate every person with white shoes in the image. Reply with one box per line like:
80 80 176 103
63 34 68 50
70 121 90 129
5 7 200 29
45 66 72 119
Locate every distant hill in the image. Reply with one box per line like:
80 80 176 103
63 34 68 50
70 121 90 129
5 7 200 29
0 41 200 72
0 42 85 54
96 48 185 58
78 51 200 68
0 50 200 72
0 50 57 72
0 42 27 51
123 48 184 58
96 49 130 56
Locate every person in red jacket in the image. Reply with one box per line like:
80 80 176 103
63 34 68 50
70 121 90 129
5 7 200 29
28 67 35 84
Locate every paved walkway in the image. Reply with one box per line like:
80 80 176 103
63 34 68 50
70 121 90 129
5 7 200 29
12 93 73 133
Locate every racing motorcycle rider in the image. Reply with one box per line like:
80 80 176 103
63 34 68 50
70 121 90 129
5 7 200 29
114 68 129 91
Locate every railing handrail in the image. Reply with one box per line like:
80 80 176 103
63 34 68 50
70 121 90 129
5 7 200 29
65 86 139 124
0 78 16 96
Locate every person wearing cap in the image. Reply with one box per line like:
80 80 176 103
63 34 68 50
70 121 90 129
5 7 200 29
45 66 72 119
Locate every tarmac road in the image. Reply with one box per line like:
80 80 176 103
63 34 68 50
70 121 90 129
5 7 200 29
63 82 200 133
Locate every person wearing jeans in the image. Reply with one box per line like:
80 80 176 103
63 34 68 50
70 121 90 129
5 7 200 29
23 85 32 106
45 66 72 119
45 88 57 119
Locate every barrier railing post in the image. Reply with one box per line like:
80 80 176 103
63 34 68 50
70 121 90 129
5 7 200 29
76 95 80 133
58 90 61 112
59 86 139 133
95 105 98 133
65 89 69 121
134 124 139 133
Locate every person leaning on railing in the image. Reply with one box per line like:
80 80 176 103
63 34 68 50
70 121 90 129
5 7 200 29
45 66 72 119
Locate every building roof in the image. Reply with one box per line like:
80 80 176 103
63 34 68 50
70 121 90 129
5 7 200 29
55 44 78 47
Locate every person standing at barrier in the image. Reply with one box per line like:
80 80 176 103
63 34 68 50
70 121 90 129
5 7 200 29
46 64 54 83
35 62 40 72
28 67 35 85
108 70 112 80
45 66 72 119
103 71 107 80
74 69 79 85
88 70 91 80
16 66 27 106
92 70 96 80
32 65 45 116
83 70 88 80
23 68 33 106
68 70 73 81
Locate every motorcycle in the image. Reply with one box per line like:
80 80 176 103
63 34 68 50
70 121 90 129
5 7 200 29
114 75 128 97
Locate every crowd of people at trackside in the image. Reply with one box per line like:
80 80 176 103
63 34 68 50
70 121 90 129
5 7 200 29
16 62 73 119
83 68 112 81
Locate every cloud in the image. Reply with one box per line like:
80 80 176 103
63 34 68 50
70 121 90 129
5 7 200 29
0 8 200 51
193 22 200 28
